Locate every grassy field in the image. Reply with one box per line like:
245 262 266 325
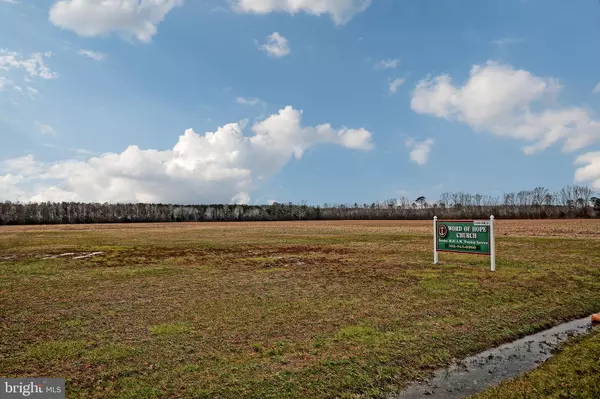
474 329 600 399
1 220 600 398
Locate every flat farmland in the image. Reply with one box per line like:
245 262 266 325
1 220 600 398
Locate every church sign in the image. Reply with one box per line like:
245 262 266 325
433 216 496 271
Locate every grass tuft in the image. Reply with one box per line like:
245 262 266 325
27 340 87 361
65 319 85 327
88 344 136 363
336 325 377 339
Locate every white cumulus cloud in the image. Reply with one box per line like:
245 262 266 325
405 138 434 165
233 0 371 25
49 0 183 43
593 83 600 94
575 152 600 190
0 106 373 203
0 174 26 202
411 61 600 155
231 192 250 205
258 32 290 58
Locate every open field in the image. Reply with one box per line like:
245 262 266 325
1 220 600 398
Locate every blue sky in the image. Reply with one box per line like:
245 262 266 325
1 0 600 205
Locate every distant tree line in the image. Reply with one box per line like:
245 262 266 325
1 185 599 225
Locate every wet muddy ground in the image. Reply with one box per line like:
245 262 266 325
394 316 598 398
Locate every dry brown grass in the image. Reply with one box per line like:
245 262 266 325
2 218 599 237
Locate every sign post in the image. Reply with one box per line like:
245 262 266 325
433 216 438 264
490 215 495 272
433 215 496 271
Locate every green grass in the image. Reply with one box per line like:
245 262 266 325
88 344 137 363
27 340 87 361
475 329 600 398
65 319 85 327
1 220 600 398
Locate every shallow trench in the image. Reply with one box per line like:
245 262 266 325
392 315 598 398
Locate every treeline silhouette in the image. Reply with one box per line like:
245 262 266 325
1 185 599 225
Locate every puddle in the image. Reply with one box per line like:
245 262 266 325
393 315 597 398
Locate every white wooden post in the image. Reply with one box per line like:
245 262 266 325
490 215 495 272
433 216 438 264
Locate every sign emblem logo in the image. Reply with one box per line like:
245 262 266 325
438 224 448 239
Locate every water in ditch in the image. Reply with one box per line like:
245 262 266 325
393 315 597 398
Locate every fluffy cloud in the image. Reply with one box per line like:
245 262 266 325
593 83 600 94
0 174 25 202
575 152 600 190
0 50 57 79
231 192 251 205
411 61 600 154
233 0 371 25
78 49 106 61
49 0 183 42
388 78 405 94
4 155 44 176
1 106 373 203
405 138 434 165
258 32 290 58
374 58 399 70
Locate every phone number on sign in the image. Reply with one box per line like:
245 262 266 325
446 243 479 250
